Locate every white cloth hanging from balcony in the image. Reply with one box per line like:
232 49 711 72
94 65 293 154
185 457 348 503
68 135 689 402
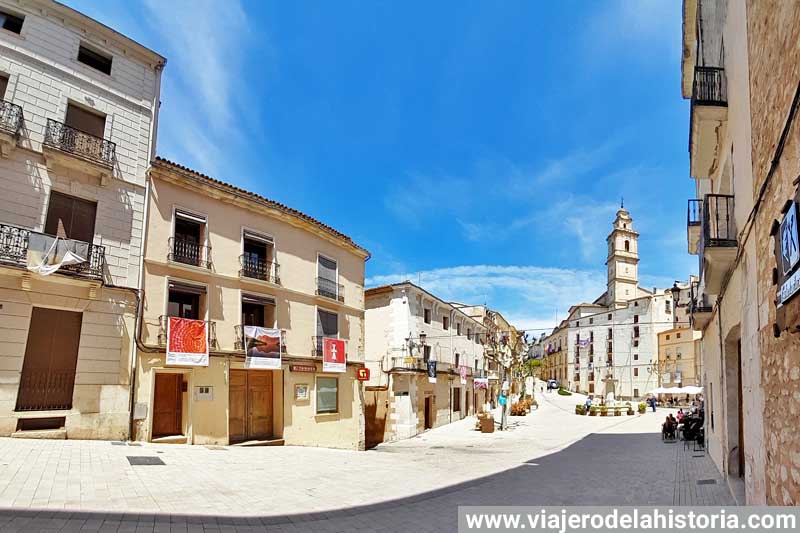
26 233 88 276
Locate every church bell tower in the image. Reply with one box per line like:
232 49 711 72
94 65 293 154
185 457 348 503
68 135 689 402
606 202 639 307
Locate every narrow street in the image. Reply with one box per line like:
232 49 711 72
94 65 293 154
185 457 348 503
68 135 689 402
0 389 733 531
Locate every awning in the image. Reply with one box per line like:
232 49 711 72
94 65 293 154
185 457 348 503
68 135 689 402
168 280 207 295
175 209 207 224
242 293 276 306
243 230 273 244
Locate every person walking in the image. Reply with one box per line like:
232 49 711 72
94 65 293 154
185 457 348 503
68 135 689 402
651 396 657 412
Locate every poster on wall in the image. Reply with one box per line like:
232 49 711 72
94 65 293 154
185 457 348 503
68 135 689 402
244 326 282 369
166 317 209 366
459 365 468 385
474 377 488 390
322 337 346 373
427 360 437 383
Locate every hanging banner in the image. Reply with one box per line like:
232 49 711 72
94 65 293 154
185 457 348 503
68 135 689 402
322 337 346 373
244 326 282 369
427 360 437 383
474 377 488 390
166 317 208 366
459 365 468 385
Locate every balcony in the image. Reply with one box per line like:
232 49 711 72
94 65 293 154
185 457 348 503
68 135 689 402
690 280 713 331
699 194 737 293
316 277 344 303
389 355 427 372
239 255 280 285
687 199 702 255
0 222 105 280
689 66 728 179
168 237 212 269
157 316 218 349
43 119 116 183
0 99 23 157
233 325 287 352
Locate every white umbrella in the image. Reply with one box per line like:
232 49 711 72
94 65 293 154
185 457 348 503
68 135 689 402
682 385 703 395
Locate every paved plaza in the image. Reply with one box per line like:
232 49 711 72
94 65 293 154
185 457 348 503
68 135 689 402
0 388 734 531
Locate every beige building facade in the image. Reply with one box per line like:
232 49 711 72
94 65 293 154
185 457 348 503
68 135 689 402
364 283 487 447
0 1 164 439
132 159 369 450
657 327 701 389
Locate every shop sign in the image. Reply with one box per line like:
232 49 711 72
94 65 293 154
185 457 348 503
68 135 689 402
356 367 370 381
776 200 800 306
290 364 316 373
322 338 346 373
243 326 282 369
166 317 208 367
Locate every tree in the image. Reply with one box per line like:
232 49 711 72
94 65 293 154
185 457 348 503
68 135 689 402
523 359 542 377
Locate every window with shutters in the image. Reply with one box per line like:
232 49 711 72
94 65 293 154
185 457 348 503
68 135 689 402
316 255 341 300
65 103 106 139
167 281 206 320
171 209 207 267
45 191 97 243
241 294 276 328
315 308 338 355
241 231 276 283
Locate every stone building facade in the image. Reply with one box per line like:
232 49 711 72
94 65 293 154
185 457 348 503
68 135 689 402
681 0 800 505
0 0 164 438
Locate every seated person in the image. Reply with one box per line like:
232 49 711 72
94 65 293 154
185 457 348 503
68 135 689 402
676 409 685 423
662 416 676 439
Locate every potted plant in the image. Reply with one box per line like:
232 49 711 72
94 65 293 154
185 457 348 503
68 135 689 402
600 405 608 417
638 402 647 414
625 402 634 415
575 404 584 415
614 407 622 416
589 406 598 416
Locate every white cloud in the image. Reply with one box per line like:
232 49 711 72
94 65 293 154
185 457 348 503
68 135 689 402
367 264 609 334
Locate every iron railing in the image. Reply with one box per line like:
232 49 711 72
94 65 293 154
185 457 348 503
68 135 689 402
15 370 77 411
389 355 427 371
239 255 280 284
43 119 115 168
316 277 344 302
692 66 727 105
0 99 23 135
168 236 212 269
234 325 287 352
157 316 218 350
0 222 104 279
701 194 736 248
690 280 712 315
687 199 703 227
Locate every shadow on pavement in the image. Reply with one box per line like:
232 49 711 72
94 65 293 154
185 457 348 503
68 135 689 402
0 432 731 531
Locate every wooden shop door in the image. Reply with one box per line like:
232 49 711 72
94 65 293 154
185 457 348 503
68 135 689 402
229 369 273 443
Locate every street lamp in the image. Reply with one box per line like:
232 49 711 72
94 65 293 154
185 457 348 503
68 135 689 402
670 282 681 328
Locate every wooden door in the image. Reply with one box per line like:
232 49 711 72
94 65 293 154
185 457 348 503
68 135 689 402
424 396 434 429
364 389 387 449
152 373 182 437
17 308 83 411
229 369 273 443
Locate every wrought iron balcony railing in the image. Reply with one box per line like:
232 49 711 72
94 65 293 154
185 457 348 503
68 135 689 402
234 325 287 352
168 236 212 269
692 66 727 106
0 222 105 279
0 99 23 135
239 255 280 284
687 199 702 227
690 280 712 315
157 315 218 350
43 119 115 168
701 194 736 248
316 277 344 302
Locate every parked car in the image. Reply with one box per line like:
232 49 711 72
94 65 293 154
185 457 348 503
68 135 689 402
547 379 558 390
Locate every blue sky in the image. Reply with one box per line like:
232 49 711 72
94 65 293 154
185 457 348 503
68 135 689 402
68 0 696 334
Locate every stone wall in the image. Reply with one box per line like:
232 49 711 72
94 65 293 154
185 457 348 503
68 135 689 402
747 0 800 506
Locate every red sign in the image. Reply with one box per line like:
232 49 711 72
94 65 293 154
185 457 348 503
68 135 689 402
356 367 370 381
166 317 208 367
322 338 346 373
290 364 316 373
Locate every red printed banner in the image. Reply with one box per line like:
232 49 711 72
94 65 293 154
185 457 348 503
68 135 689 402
166 317 209 367
459 365 468 385
322 338 346 373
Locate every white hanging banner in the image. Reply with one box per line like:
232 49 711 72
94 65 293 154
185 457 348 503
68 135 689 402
244 326 282 369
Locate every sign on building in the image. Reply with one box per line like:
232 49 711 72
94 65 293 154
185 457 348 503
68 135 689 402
773 193 800 335
427 360 437 383
166 317 209 366
243 326 282 369
322 338 346 373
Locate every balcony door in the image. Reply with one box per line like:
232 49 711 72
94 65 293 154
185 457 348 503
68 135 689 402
167 283 202 320
317 255 339 299
242 231 274 280
242 295 276 328
44 191 97 243
172 210 206 267
316 308 338 353
65 103 105 138
16 308 82 411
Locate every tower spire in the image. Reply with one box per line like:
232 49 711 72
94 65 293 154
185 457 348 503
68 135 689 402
620 196 624 209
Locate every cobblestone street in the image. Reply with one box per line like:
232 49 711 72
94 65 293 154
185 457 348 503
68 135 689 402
0 389 733 531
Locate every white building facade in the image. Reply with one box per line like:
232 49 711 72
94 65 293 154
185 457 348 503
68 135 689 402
0 0 164 438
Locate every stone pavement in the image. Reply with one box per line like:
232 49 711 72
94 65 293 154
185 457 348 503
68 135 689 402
0 387 734 531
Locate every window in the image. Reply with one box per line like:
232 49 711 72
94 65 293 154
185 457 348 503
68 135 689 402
456 322 461 336
424 308 431 324
589 331 594 341
0 74 8 100
77 43 112 75
45 191 97 243
455 353 460 367
633 368 639 377
474 358 478 371
633 315 639 324
633 353 638 361
666 334 670 340
423 345 431 363
589 318 593 324
633 326 639 338
677 332 682 339
316 308 338 338
634 388 639 397
317 255 339 300
607 328 613 339
241 294 276 328
167 281 205 319
452 388 461 412
624 240 630 252
676 351 682 359
666 300 671 314
172 210 206 267
467 328 472 340
0 10 24 34
443 316 449 330
316 376 338 414
633 340 639 347
65 103 106 139
607 314 612 320
241 231 275 281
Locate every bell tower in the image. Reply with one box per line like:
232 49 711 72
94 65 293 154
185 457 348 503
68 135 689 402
606 202 639 307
